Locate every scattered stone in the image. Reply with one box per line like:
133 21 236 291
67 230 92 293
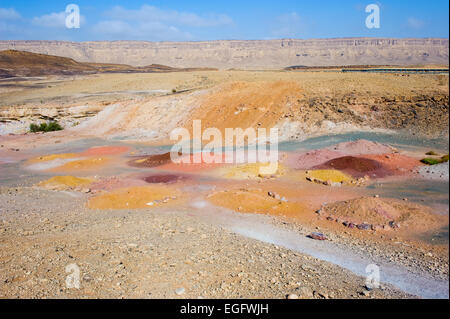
357 223 371 231
307 232 327 241
286 294 299 299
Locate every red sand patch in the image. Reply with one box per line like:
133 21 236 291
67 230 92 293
283 149 344 170
80 146 130 156
315 156 393 178
363 153 423 175
143 174 191 184
89 176 148 192
128 152 173 168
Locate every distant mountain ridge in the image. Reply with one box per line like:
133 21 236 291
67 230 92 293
0 38 448 69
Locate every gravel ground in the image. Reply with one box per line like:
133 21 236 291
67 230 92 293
417 162 449 181
0 186 413 299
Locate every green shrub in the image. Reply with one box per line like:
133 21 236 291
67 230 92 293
421 155 449 165
29 121 63 133
421 158 441 165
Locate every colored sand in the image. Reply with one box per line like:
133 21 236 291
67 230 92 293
306 170 352 184
80 146 130 156
87 186 181 209
315 156 392 178
143 174 190 184
89 176 147 192
38 176 93 190
322 197 446 231
30 153 79 162
284 149 344 170
128 152 172 168
208 188 307 218
222 163 286 179
155 153 227 173
53 157 109 171
364 153 422 175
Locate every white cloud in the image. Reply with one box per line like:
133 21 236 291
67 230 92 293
32 11 86 28
407 17 425 29
32 12 66 28
92 19 192 41
270 12 304 38
0 7 21 20
104 5 233 28
92 5 231 40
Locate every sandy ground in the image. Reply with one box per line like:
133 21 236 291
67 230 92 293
0 70 448 299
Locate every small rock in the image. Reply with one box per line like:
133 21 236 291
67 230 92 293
307 232 327 241
357 223 371 231
286 294 299 299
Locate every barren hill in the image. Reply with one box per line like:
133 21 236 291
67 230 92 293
0 50 216 78
0 38 448 69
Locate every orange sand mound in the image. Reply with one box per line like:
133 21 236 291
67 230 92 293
52 157 109 171
218 162 286 179
208 188 308 219
322 197 446 231
305 169 353 184
80 146 130 156
188 81 304 137
38 176 94 190
29 153 79 163
87 186 182 210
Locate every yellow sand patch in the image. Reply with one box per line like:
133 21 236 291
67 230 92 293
222 163 286 179
208 188 307 218
53 157 109 171
306 170 352 184
29 153 79 162
38 176 93 190
87 186 181 210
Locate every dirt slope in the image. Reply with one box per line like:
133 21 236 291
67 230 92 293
0 50 216 78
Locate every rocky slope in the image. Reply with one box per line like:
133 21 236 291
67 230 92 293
0 50 216 78
0 38 448 69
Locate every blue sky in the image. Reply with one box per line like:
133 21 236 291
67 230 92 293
0 0 448 41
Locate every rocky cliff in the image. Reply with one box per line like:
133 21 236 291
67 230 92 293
0 38 448 69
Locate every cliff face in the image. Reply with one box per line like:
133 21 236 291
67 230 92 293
0 38 448 69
